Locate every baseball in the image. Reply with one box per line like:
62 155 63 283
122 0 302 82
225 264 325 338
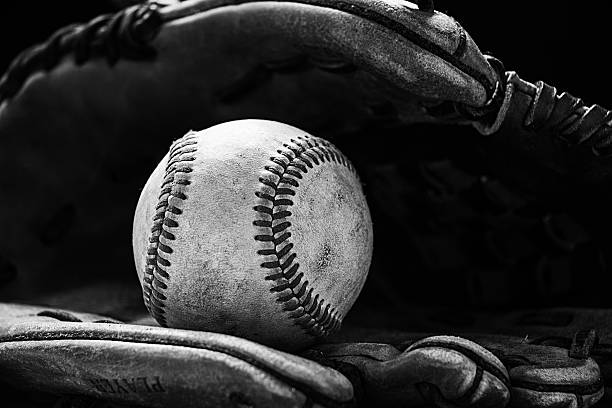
132 119 373 350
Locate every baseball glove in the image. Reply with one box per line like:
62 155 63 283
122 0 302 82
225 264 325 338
2 0 612 407
0 0 499 299
2 0 611 304
0 298 606 408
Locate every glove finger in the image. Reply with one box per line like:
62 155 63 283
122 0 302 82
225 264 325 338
310 335 510 407
411 333 605 408
0 303 354 408
326 326 606 407
475 337 604 408
403 335 510 408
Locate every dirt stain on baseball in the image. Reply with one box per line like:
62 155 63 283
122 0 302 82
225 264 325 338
317 243 333 272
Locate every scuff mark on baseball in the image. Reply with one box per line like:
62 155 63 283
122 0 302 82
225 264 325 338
132 119 373 350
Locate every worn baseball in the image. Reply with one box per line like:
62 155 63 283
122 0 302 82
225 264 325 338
132 119 373 350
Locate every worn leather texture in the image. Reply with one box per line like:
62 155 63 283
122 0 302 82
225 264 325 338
334 306 612 408
322 331 604 408
0 303 355 408
1 1 612 407
133 120 373 350
0 302 515 408
309 335 512 407
1 298 608 408
0 0 498 301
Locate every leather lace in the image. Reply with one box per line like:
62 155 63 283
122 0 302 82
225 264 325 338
531 329 612 361
525 78 612 158
0 3 163 102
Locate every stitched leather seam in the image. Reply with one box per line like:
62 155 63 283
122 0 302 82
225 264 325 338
253 134 354 337
143 132 198 327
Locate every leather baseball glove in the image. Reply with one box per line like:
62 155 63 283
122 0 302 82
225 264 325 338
1 0 612 407
0 296 606 408
0 0 500 299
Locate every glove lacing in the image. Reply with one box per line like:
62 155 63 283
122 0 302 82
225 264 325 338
475 56 612 158
0 3 163 102
525 79 612 158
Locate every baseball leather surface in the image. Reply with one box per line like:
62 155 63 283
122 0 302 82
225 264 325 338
133 120 373 350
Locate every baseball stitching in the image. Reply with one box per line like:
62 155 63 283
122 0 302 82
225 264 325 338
253 134 355 337
143 132 198 326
